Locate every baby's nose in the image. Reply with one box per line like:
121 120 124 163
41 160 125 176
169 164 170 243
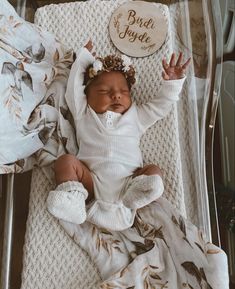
111 91 121 100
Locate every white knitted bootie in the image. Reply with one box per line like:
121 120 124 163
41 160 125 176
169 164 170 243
122 175 164 209
47 181 88 224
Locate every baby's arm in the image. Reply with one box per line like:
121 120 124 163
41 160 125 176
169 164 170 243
65 43 95 121
136 53 191 131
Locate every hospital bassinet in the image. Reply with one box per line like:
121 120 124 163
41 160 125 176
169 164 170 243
1 1 216 288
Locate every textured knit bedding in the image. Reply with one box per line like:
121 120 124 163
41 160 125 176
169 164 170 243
17 0 228 288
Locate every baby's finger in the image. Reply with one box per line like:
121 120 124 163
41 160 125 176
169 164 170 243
162 71 170 80
182 57 191 69
162 58 169 71
176 52 183 66
169 53 176 67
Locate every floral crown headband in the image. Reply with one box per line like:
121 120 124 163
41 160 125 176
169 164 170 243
84 54 136 88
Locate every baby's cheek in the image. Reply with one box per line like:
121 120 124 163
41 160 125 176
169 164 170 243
126 97 132 106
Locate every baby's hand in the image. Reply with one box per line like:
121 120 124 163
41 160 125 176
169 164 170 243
84 40 97 57
162 52 191 80
84 40 93 52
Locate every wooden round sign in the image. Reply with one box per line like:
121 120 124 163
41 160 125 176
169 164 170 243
109 1 168 57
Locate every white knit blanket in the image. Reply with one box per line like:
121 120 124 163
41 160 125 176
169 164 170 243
19 1 227 288
34 0 186 214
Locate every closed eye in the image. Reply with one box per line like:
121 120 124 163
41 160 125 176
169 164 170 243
121 89 129 93
97 89 110 94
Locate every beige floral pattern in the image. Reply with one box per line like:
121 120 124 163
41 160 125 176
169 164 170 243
91 227 124 255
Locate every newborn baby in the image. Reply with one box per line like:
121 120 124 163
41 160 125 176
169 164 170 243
47 41 190 230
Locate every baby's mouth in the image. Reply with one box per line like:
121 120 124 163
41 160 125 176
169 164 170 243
110 103 123 109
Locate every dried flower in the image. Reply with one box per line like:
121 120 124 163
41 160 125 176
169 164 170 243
88 67 97 78
84 53 136 88
121 55 132 71
93 60 103 72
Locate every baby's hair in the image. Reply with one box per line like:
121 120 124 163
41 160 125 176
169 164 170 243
84 54 136 89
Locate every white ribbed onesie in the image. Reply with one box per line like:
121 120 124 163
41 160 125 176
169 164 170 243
64 48 185 230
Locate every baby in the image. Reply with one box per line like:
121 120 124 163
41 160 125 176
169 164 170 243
47 41 190 231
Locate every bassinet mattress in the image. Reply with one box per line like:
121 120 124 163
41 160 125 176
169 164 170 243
21 1 201 288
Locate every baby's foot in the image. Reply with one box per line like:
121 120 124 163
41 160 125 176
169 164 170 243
122 175 164 209
47 181 88 224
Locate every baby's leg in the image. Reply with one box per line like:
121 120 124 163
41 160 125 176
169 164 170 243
132 164 163 178
54 154 94 202
47 154 93 224
123 164 164 209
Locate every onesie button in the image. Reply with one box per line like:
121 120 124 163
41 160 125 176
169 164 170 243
107 120 113 126
106 112 112 119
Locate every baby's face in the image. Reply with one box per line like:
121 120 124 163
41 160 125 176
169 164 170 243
86 71 132 114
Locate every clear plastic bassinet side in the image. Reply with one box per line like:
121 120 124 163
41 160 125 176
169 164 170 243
166 0 223 245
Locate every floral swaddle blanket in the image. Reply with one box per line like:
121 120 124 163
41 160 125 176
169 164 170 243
0 0 76 174
60 197 229 289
